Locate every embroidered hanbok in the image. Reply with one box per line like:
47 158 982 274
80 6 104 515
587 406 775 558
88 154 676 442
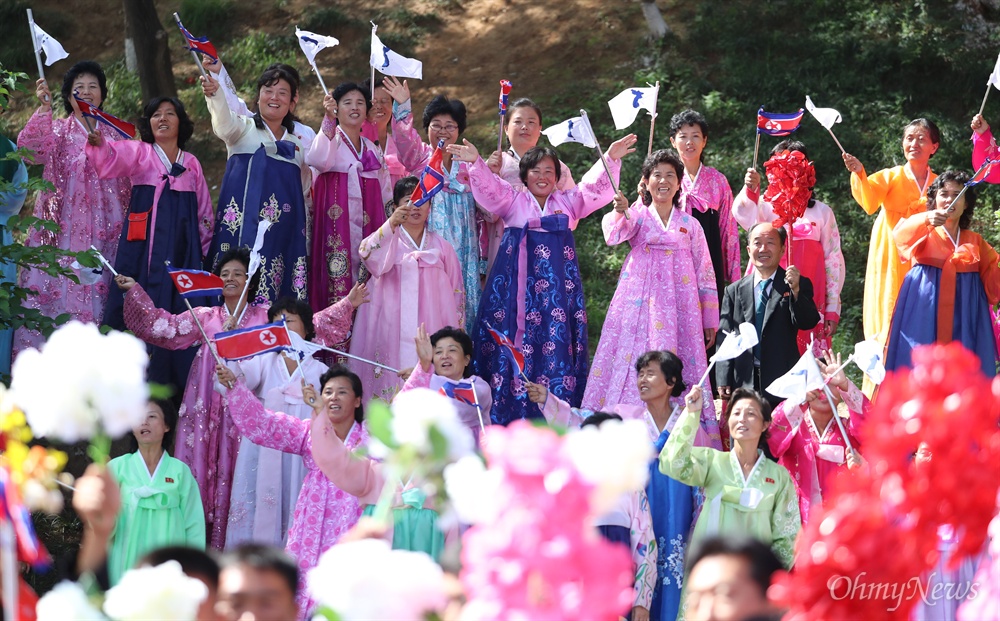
87 139 213 393
306 118 391 311
850 164 936 393
538 395 710 621
660 405 801 568
13 110 130 356
226 383 368 620
678 164 740 293
732 190 845 353
349 219 465 402
224 352 328 549
767 380 867 524
401 361 492 446
468 156 618 424
122 283 268 549
885 213 1000 378
204 92 310 305
106 451 205 585
583 201 720 442
0 136 27 376
392 99 482 332
361 121 407 187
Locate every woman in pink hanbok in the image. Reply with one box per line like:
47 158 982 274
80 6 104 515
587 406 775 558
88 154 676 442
448 134 638 425
223 365 369 620
362 76 407 189
306 82 391 311
14 61 130 356
583 150 719 436
736 141 845 354
350 177 465 402
767 350 868 524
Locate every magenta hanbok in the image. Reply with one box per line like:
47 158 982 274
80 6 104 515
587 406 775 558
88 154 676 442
361 120 408 188
226 383 368 621
306 118 391 312
679 165 741 293
401 361 492 445
583 201 720 445
732 189 845 354
13 111 130 356
767 379 867 524
467 155 618 424
349 219 465 402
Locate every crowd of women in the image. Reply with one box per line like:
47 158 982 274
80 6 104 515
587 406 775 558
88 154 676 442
4 50 1000 621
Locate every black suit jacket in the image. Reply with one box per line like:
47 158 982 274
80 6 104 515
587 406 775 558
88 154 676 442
716 267 821 406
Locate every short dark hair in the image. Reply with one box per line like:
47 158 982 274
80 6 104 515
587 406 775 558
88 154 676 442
685 535 785 594
219 543 297 597
253 65 299 133
635 350 686 397
770 140 808 160
518 146 563 185
640 149 684 207
905 118 941 158
213 247 262 302
430 326 474 378
724 387 773 451
138 546 220 589
748 221 787 247
669 109 709 139
331 82 371 112
393 176 419 206
61 61 108 116
422 95 467 134
580 412 623 428
504 98 543 127
137 97 195 150
130 398 178 453
268 297 315 341
319 365 364 422
927 170 977 230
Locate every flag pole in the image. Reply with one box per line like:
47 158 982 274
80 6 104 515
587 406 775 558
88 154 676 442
165 261 224 368
808 350 854 452
752 132 761 169
497 110 506 155
646 81 660 157
26 9 48 102
370 23 378 99
979 85 991 118
826 127 846 154
313 342 400 373
0 520 16 621
944 157 992 213
172 13 209 80
89 244 118 277
471 379 486 438
580 108 629 220
311 62 329 96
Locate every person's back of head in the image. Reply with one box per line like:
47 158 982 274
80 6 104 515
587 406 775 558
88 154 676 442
216 543 298 621
684 536 783 621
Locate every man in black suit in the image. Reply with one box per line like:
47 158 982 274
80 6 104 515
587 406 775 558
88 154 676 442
717 222 820 409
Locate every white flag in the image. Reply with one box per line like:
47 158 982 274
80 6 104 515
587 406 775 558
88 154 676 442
31 22 68 66
287 329 324 361
711 322 759 362
766 349 826 409
852 340 886 385
542 115 597 148
248 220 272 277
988 52 1000 90
71 260 103 285
607 86 657 130
295 27 339 66
370 27 422 79
805 95 842 130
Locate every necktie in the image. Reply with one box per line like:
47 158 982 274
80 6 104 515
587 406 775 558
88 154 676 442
754 279 771 360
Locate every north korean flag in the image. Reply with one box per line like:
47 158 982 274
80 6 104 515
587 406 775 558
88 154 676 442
756 107 805 137
410 139 446 207
176 16 219 61
167 266 224 298
439 380 477 407
74 95 136 139
215 320 292 361
487 324 526 376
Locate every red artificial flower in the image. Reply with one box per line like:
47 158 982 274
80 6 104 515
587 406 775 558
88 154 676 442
762 150 816 229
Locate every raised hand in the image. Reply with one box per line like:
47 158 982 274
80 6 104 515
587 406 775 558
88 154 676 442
842 152 864 175
818 349 848 392
35 78 51 108
486 150 503 175
447 138 480 163
347 280 370 308
525 381 548 404
926 209 949 227
114 275 136 291
323 93 338 120
201 73 220 98
606 133 638 161
382 75 410 104
685 384 703 412
389 202 412 229
612 190 628 213
216 363 237 389
87 132 104 147
971 114 990 135
302 379 322 413
784 265 801 296
744 168 761 191
414 323 433 371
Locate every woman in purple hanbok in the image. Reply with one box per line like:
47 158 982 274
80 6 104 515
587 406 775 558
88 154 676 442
14 61 130 357
448 133 638 424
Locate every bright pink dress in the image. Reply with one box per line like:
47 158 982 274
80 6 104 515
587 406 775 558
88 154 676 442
349 220 465 402
226 383 368 620
583 202 720 443
767 380 867 524
679 165 741 287
14 110 130 356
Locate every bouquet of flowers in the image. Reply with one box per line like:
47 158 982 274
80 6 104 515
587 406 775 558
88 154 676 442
763 149 816 229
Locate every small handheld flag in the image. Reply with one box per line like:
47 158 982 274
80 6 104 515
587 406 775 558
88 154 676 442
542 115 598 148
607 86 658 130
851 340 886 385
979 52 1000 116
73 95 136 139
756 107 805 137
498 79 513 116
410 139 446 207
167 266 224 298
765 349 826 409
215 320 292 361
0 467 51 569
29 21 68 67
439 381 478 407
295 26 339 95
174 16 218 61
486 323 527 379
697 322 758 387
370 24 423 79
965 156 999 187
71 260 103 285
805 96 846 154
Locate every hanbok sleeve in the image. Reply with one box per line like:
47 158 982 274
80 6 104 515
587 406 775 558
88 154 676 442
659 405 714 488
838 379 869 439
226 382 310 456
602 200 641 246
978 236 1000 306
564 156 620 221
971 129 1000 184
820 204 846 320
467 157 517 221
631 490 657 611
766 402 802 460
122 284 210 350
850 167 892 216
389 99 431 172
557 161 576 191
537 392 587 428
186 156 214 257
770 468 802 568
690 218 720 330
310 413 382 504
305 120 344 171
179 464 206 549
400 361 433 392
891 212 934 262
215 63 254 119
730 186 762 232
717 175 741 283
205 89 250 147
85 139 145 180
17 109 56 164
313 297 356 347
359 219 401 279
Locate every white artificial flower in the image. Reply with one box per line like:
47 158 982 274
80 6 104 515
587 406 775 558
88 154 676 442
11 322 148 443
562 418 652 514
309 539 447 621
36 581 105 621
103 560 207 621
391 389 474 459
443 455 502 524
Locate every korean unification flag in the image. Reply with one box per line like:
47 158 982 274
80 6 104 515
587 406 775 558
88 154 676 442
295 27 339 65
804 95 842 131
607 86 657 130
370 27 422 79
31 22 68 66
765 349 826 409
542 115 597 148
988 52 1000 90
